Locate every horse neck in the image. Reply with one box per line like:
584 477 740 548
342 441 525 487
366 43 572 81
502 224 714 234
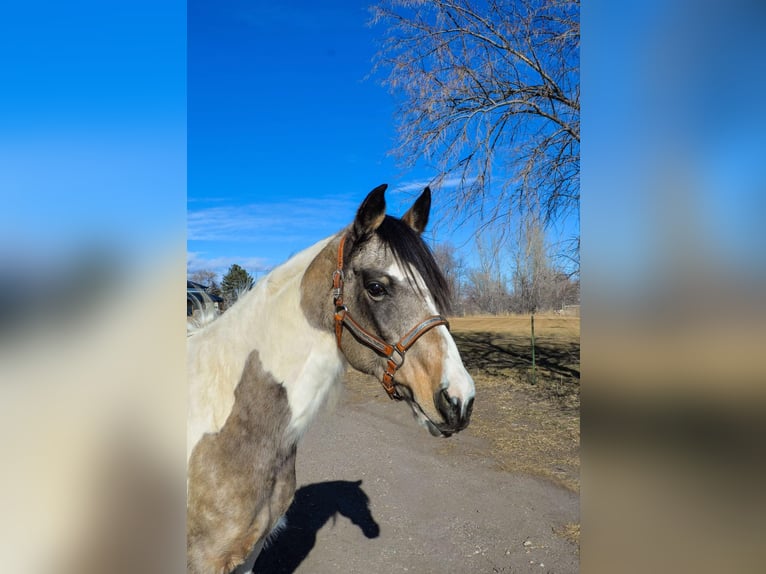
230 235 347 439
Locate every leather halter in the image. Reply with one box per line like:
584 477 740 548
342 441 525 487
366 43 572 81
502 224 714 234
332 234 450 400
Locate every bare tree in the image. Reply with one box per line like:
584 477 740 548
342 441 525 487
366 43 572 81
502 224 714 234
189 269 218 287
432 242 466 313
511 215 560 312
371 0 579 245
465 229 511 314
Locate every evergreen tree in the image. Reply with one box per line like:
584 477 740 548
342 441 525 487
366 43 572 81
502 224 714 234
220 264 254 306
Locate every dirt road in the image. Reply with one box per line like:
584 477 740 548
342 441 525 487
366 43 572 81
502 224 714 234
252 377 579 574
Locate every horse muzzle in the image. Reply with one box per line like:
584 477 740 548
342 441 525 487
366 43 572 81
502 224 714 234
433 388 474 436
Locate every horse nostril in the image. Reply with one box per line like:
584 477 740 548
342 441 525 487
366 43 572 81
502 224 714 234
437 388 467 427
463 397 474 423
436 390 473 431
436 389 455 423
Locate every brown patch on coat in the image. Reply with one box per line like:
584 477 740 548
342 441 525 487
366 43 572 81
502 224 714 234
300 233 342 332
187 350 296 574
396 328 446 422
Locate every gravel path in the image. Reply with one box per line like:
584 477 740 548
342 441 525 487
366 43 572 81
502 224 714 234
251 390 579 574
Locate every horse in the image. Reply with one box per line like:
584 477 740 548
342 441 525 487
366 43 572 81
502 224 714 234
187 184 476 574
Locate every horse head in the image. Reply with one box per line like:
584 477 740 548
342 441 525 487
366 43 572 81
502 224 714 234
304 184 475 437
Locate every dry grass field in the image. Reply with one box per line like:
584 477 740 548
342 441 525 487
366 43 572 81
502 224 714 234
449 315 580 493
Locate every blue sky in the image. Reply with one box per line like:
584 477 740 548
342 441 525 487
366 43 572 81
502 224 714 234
187 0 574 281
188 0 432 279
4 0 756 298
1 0 579 293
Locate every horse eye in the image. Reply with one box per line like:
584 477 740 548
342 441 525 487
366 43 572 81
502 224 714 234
365 282 387 299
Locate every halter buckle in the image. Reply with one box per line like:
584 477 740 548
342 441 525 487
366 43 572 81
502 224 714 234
381 370 403 400
332 269 344 304
334 304 348 317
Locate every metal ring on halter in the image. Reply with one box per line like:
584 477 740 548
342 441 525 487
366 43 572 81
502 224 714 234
388 346 405 370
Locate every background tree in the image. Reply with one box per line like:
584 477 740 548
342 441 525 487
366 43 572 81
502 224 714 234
464 229 511 314
220 264 254 307
432 242 466 314
509 216 579 312
188 269 222 297
371 0 580 260
511 217 546 312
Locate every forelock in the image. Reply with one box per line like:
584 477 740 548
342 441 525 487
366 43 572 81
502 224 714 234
373 216 452 314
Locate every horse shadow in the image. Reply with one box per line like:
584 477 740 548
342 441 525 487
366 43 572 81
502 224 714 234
252 479 380 574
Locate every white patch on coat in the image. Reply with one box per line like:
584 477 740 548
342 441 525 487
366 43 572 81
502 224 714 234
187 236 346 465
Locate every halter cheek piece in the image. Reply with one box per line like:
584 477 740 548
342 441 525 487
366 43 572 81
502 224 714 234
332 234 450 400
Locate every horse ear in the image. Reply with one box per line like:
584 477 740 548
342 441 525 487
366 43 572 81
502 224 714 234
353 184 387 237
401 186 431 234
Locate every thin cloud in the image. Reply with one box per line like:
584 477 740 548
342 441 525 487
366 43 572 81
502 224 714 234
187 197 356 242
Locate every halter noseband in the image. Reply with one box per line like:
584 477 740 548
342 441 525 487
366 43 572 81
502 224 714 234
332 234 449 400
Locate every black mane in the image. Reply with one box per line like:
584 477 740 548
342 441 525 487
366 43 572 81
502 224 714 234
372 215 452 315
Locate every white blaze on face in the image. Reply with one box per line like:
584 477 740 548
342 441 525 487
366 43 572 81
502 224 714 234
386 261 476 415
438 324 476 417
